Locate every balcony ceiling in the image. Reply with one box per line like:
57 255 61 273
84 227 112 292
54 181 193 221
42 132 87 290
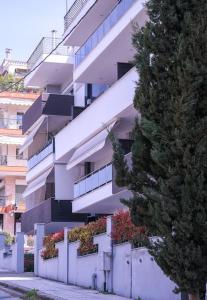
64 0 117 46
24 59 73 89
73 188 131 214
74 6 146 84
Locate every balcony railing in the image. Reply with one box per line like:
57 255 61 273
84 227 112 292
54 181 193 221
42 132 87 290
0 155 25 166
0 118 22 130
15 193 25 209
74 163 112 198
64 0 89 32
28 139 54 169
75 0 134 67
0 196 7 207
27 37 70 70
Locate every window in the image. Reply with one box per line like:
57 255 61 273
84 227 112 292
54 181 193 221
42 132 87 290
16 147 23 160
16 112 24 129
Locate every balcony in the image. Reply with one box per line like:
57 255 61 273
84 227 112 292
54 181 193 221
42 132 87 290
0 155 26 166
25 37 74 88
75 0 134 67
64 0 90 32
74 163 112 198
72 153 132 214
0 196 7 207
28 37 69 70
63 0 117 47
28 139 54 170
22 93 74 134
21 197 87 234
73 0 146 84
55 67 137 162
0 118 22 130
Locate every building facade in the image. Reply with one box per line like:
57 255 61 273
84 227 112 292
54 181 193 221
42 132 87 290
0 48 28 79
22 0 147 232
0 92 38 234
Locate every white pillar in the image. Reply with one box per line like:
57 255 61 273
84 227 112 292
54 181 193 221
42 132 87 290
106 216 113 293
15 232 24 273
34 223 45 276
63 227 69 284
0 233 5 249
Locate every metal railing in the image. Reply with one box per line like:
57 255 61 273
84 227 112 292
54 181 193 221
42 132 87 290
28 139 54 169
75 0 134 67
74 163 112 198
0 118 22 130
0 155 25 166
64 0 90 32
27 37 70 70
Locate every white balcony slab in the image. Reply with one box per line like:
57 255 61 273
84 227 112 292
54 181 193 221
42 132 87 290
26 153 54 183
63 0 117 46
24 54 74 88
55 68 138 163
73 0 146 83
72 182 130 214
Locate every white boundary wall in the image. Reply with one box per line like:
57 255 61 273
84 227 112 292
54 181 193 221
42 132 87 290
0 232 24 273
35 221 180 300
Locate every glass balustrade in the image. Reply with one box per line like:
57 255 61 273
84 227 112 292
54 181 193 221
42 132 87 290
74 163 112 198
28 139 54 169
0 155 25 166
0 118 22 129
75 0 134 67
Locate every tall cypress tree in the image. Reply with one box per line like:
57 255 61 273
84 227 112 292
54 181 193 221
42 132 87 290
112 1 207 299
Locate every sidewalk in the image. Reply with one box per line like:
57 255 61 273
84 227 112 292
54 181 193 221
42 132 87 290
0 272 131 300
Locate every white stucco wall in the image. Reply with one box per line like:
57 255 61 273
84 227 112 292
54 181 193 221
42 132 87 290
35 229 181 300
131 248 179 300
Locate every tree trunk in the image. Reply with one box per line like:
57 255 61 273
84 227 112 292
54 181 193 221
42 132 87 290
188 293 200 300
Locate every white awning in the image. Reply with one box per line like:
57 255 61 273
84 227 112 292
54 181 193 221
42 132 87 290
66 121 117 170
0 136 25 145
0 98 33 106
23 167 53 198
20 116 46 153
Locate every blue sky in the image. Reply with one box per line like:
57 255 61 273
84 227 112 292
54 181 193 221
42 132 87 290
0 0 71 62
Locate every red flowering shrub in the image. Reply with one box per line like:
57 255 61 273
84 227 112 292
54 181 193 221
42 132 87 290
68 217 107 256
112 210 147 246
41 230 64 260
41 248 58 260
51 231 64 243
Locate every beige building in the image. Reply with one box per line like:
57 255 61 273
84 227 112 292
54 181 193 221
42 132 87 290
0 91 38 234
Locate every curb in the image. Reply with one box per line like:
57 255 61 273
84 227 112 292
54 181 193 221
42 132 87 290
0 280 55 300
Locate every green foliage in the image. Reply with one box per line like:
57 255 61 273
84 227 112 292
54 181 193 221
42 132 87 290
112 0 207 297
0 74 24 92
3 232 14 246
25 289 39 300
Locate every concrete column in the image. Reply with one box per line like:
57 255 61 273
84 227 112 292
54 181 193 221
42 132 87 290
63 227 69 284
34 223 45 276
14 232 24 273
106 216 113 293
4 177 16 235
0 232 5 249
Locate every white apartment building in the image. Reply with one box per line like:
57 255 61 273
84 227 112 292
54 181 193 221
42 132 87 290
22 0 147 233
